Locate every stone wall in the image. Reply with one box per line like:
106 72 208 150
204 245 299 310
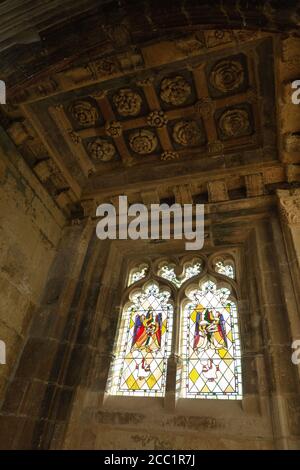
1 194 299 449
0 127 64 403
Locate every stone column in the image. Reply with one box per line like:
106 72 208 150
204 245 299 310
277 189 300 319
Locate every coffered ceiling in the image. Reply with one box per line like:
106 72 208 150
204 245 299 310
0 23 287 216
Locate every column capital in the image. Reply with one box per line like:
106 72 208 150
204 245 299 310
277 189 300 225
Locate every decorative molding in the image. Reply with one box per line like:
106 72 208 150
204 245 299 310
277 189 300 225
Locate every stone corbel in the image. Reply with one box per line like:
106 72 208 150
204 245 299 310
81 198 97 218
277 189 300 225
245 173 265 197
172 184 193 205
207 180 228 203
141 189 160 207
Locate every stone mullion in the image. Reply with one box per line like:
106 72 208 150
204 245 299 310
242 234 271 417
164 297 181 410
254 220 297 449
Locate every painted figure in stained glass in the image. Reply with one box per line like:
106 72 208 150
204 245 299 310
108 283 173 396
182 280 242 399
131 307 162 380
192 305 228 382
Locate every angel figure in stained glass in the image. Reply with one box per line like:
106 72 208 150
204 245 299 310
192 306 228 382
131 307 162 380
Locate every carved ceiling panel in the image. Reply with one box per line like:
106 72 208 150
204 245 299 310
1 30 280 215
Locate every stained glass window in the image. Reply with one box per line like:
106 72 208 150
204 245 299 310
158 261 202 288
181 279 242 399
108 282 173 397
214 260 234 279
128 264 148 286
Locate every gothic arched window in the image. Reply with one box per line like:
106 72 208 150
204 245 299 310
107 280 173 397
180 277 242 400
107 253 242 400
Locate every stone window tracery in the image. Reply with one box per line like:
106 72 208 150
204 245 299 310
107 253 242 400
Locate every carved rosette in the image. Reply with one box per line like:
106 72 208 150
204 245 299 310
210 60 244 93
147 110 168 128
160 76 191 106
87 138 116 162
161 151 179 161
218 109 250 138
68 130 82 144
105 120 122 137
194 98 215 118
129 129 158 154
69 101 99 126
173 120 203 147
113 88 142 116
277 189 300 225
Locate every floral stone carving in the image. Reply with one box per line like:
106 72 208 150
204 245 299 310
69 101 99 126
147 110 168 128
161 151 179 161
173 120 204 147
105 120 122 137
218 109 250 138
113 88 142 116
87 138 116 162
129 129 158 154
160 76 191 106
210 59 244 93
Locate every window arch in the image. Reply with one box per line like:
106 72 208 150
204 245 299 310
107 252 242 400
180 277 242 400
107 280 174 397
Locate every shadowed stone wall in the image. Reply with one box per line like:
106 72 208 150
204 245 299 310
0 128 64 404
